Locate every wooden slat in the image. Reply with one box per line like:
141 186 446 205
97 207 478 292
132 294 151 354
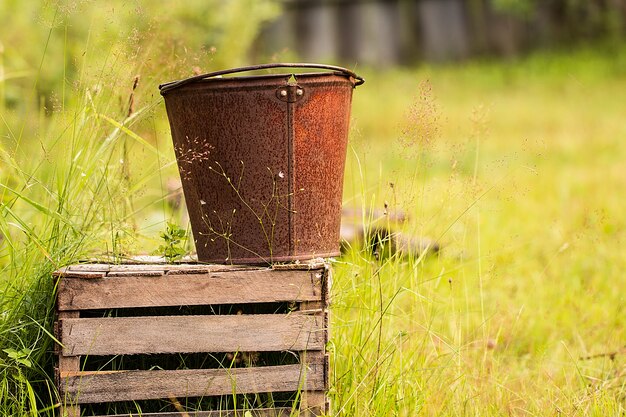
271 260 327 270
58 270 323 310
96 408 319 417
57 263 261 275
61 313 324 356
57 311 81 417
300 352 328 415
301 391 327 416
54 267 106 279
103 264 257 273
67 264 110 273
60 362 325 404
302 351 328 391
106 270 164 277
55 262 327 278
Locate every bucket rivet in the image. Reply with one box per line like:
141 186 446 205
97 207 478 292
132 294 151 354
296 88 303 96
280 90 287 97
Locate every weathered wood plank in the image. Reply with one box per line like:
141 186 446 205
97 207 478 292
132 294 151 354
299 268 327 311
300 391 327 415
61 313 325 356
58 270 323 310
62 264 110 273
271 260 327 270
60 363 325 404
300 352 328 415
54 268 106 279
106 270 164 277
57 311 81 417
300 285 329 347
96 408 319 417
301 351 329 391
60 263 261 275
55 261 327 278
104 264 258 273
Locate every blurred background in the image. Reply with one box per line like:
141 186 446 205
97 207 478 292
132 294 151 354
4 0 626 99
257 0 626 65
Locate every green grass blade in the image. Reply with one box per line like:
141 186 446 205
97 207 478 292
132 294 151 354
96 111 158 155
0 183 74 230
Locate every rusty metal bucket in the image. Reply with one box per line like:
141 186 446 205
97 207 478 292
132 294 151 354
159 63 364 264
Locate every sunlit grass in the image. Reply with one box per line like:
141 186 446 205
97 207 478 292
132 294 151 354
334 45 626 416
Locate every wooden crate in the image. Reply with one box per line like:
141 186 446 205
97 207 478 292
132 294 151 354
54 261 330 417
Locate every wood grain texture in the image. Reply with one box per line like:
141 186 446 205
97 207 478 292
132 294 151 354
302 351 328 391
57 311 81 417
66 263 259 273
58 270 323 310
96 407 321 417
301 391 327 414
301 351 328 416
271 260 327 270
54 261 327 276
61 264 110 273
61 313 324 356
60 363 325 404
106 270 164 277
54 267 106 279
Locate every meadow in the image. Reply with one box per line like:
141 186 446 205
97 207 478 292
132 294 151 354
1 1 625 416
336 49 626 416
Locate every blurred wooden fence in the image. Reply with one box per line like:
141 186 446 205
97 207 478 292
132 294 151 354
255 0 626 66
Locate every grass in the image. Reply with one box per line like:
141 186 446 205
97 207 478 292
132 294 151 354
333 45 626 416
1 2 626 415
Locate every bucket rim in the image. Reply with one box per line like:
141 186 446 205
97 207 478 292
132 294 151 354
160 72 354 94
159 62 364 95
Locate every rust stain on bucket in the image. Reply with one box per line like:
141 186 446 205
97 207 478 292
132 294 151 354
160 64 363 264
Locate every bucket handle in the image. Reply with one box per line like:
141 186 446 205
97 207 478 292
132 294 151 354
159 63 364 94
